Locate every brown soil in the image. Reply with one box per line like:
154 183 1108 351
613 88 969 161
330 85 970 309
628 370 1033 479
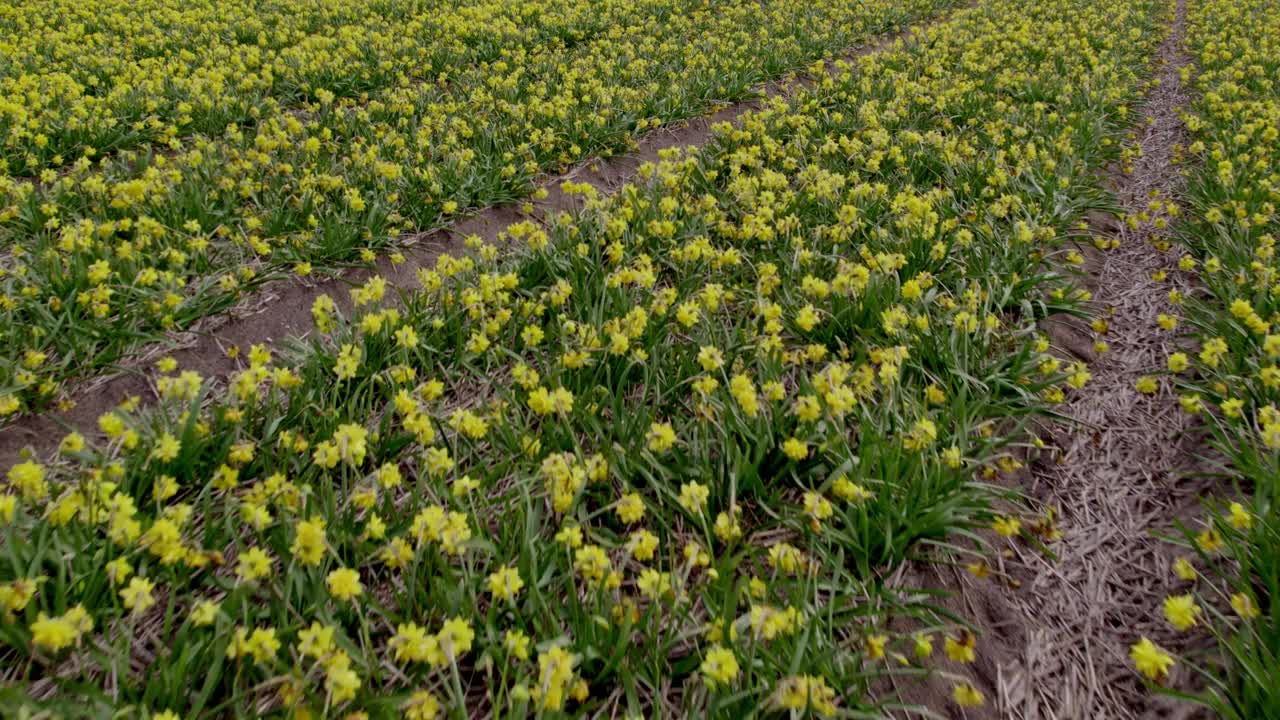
888 559 1026 720
933 1 1220 717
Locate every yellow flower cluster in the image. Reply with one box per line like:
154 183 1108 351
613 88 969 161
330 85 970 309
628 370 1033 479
1178 0 1280 451
1159 0 1280 710
0 0 946 413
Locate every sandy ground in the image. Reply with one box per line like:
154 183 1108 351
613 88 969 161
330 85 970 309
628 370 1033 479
996 0 1216 716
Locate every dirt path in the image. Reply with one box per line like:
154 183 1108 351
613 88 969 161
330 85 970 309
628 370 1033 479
0 7 967 469
994 0 1215 716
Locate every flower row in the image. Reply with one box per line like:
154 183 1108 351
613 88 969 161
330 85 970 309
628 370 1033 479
0 0 948 413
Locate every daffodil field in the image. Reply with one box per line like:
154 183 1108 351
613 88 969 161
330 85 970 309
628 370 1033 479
1166 0 1280 715
0 0 948 412
3 0 1279 716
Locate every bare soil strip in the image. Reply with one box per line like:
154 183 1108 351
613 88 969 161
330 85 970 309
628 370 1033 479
0 8 965 468
890 2 1216 717
996 0 1214 716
